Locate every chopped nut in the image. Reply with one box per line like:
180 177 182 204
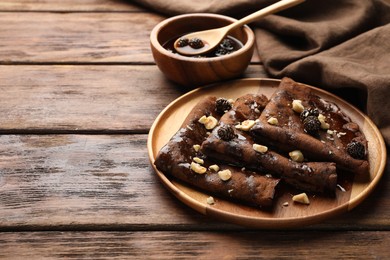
193 144 201 152
227 99 234 105
292 193 310 205
193 157 204 164
206 196 215 205
190 162 207 174
198 115 208 124
337 184 346 192
289 150 304 162
198 115 219 130
327 130 334 135
267 117 279 125
218 169 232 181
235 119 256 131
318 114 330 130
292 100 304 113
336 132 347 138
208 164 220 172
253 144 268 154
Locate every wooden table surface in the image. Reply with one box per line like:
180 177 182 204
0 1 389 259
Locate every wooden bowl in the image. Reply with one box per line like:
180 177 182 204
150 13 255 87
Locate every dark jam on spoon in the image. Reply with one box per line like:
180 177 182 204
164 35 243 58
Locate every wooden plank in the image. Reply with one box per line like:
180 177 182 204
0 134 218 230
0 231 389 259
0 12 163 64
0 0 141 12
0 65 268 132
0 134 388 230
0 12 260 64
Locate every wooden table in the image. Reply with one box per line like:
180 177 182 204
0 1 389 258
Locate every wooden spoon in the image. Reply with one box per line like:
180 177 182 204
174 0 305 56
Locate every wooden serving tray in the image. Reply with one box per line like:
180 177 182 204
147 78 387 228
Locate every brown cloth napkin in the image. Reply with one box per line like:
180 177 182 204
135 0 390 145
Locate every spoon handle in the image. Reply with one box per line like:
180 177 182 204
226 0 305 30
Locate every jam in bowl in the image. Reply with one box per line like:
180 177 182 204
150 13 255 87
164 35 244 58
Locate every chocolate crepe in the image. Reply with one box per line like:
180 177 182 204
135 0 390 145
250 77 369 176
154 96 280 207
201 94 337 193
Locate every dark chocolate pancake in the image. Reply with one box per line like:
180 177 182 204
250 77 369 176
154 96 280 207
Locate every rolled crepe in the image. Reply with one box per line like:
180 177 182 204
155 96 280 207
250 77 369 176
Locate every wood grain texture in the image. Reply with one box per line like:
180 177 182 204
0 231 389 259
0 12 163 63
0 0 140 12
0 134 388 230
0 134 214 230
0 65 267 132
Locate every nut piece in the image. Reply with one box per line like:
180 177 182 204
208 164 220 172
235 119 255 131
190 162 207 174
193 144 201 152
253 144 268 154
292 100 304 113
292 193 310 205
198 115 208 124
193 157 204 164
267 117 279 125
337 184 346 192
218 169 232 181
318 114 330 130
198 115 219 130
206 196 215 205
289 150 304 162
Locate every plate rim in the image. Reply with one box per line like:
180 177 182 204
147 78 387 228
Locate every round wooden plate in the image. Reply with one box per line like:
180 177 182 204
147 78 387 228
